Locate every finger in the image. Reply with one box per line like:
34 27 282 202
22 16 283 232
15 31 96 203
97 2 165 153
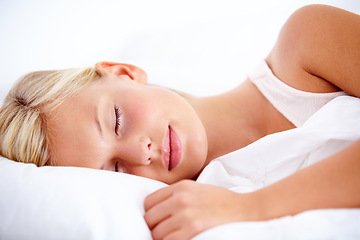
151 213 182 240
164 229 197 240
153 214 200 240
144 185 175 211
145 180 195 209
144 196 173 230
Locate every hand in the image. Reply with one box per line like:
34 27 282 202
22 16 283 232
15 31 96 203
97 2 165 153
144 180 258 240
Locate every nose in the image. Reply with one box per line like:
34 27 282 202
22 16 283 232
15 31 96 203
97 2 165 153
113 136 152 166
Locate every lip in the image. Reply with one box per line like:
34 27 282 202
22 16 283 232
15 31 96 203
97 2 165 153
162 125 182 171
162 127 171 170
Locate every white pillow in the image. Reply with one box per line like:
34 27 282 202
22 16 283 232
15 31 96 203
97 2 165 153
0 156 167 240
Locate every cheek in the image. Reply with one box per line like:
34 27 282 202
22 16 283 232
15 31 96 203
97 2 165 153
120 95 159 134
126 98 154 122
123 90 171 119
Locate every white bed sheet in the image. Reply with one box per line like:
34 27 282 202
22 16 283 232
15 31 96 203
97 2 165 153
194 209 360 240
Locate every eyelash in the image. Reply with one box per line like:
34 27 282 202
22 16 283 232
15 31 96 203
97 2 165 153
115 161 119 172
114 106 122 134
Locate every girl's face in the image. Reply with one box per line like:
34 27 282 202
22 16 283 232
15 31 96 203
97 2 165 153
47 62 208 184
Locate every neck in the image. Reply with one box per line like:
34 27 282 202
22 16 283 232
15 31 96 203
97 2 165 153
184 79 294 168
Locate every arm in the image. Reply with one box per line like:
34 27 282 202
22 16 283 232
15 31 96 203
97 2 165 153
261 5 360 218
267 4 360 96
256 139 360 220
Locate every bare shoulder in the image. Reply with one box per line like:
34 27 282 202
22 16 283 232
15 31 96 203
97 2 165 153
266 4 360 96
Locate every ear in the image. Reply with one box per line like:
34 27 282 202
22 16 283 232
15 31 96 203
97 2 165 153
95 61 148 84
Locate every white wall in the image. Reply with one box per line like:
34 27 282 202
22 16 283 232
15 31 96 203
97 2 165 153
0 0 359 102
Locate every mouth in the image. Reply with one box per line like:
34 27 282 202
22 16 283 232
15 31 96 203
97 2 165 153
163 125 182 171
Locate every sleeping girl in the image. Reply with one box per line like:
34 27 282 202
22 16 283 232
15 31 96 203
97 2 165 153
1 4 359 240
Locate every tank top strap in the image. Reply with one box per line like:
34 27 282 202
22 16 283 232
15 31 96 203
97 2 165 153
248 60 347 127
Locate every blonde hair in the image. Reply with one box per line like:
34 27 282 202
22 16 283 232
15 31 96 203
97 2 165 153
0 67 102 166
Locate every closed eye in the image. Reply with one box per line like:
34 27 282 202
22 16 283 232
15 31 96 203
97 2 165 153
114 161 127 173
114 106 122 134
115 161 119 172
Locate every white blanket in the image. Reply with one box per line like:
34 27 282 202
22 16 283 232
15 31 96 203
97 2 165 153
194 95 360 239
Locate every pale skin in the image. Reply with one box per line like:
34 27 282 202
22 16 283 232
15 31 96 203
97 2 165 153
46 5 360 240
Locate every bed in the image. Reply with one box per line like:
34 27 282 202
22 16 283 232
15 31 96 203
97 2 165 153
1 95 360 239
1 1 360 239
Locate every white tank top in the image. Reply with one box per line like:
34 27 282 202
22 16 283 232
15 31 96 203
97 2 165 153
248 60 347 127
